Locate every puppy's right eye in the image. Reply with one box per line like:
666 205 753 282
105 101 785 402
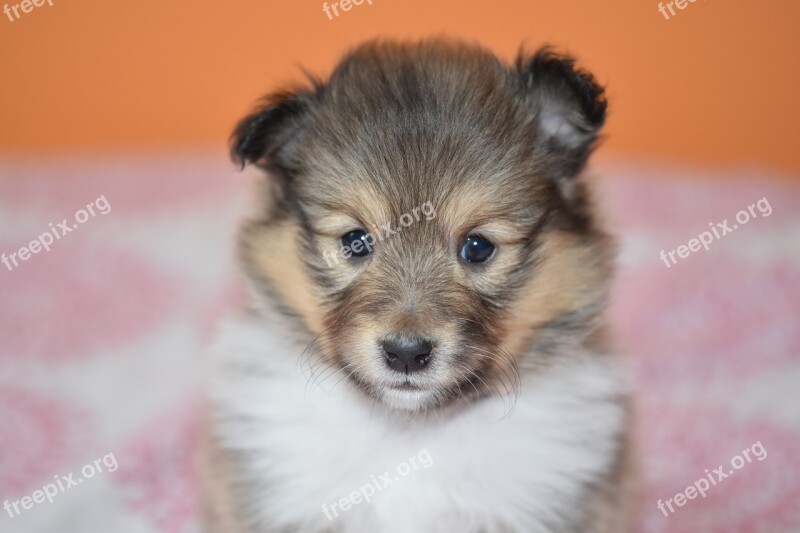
341 230 371 257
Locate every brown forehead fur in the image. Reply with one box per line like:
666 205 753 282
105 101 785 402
298 39 551 226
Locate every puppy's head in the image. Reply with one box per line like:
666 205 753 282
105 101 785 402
232 39 613 411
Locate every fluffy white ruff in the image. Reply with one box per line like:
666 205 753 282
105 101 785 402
211 312 627 533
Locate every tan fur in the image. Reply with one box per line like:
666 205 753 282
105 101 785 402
242 221 324 335
502 230 612 359
200 425 244 533
586 403 639 533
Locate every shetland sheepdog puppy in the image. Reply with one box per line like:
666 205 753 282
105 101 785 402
203 38 635 533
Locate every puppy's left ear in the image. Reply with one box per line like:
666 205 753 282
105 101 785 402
516 47 607 179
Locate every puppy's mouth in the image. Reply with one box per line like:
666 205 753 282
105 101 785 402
362 369 478 412
382 374 431 393
345 366 448 411
391 382 421 391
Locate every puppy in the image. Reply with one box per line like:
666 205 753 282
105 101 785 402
203 38 634 533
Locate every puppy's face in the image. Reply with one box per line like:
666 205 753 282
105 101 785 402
233 40 613 411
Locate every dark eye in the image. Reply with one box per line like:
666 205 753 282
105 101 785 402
341 230 371 257
459 235 495 263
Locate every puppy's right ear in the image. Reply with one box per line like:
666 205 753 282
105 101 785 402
229 88 316 175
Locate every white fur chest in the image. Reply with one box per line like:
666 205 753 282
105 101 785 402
212 316 627 533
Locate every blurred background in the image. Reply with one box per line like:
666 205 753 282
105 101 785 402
1 1 798 532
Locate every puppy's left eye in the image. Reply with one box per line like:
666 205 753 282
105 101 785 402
459 235 495 263
341 230 371 257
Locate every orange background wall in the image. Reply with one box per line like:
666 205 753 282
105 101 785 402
1 0 799 172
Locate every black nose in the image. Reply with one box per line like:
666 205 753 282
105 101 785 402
382 336 433 373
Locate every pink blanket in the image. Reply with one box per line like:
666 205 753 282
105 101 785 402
1 155 798 532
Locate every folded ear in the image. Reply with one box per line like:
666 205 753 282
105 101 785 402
230 87 317 175
516 47 607 178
